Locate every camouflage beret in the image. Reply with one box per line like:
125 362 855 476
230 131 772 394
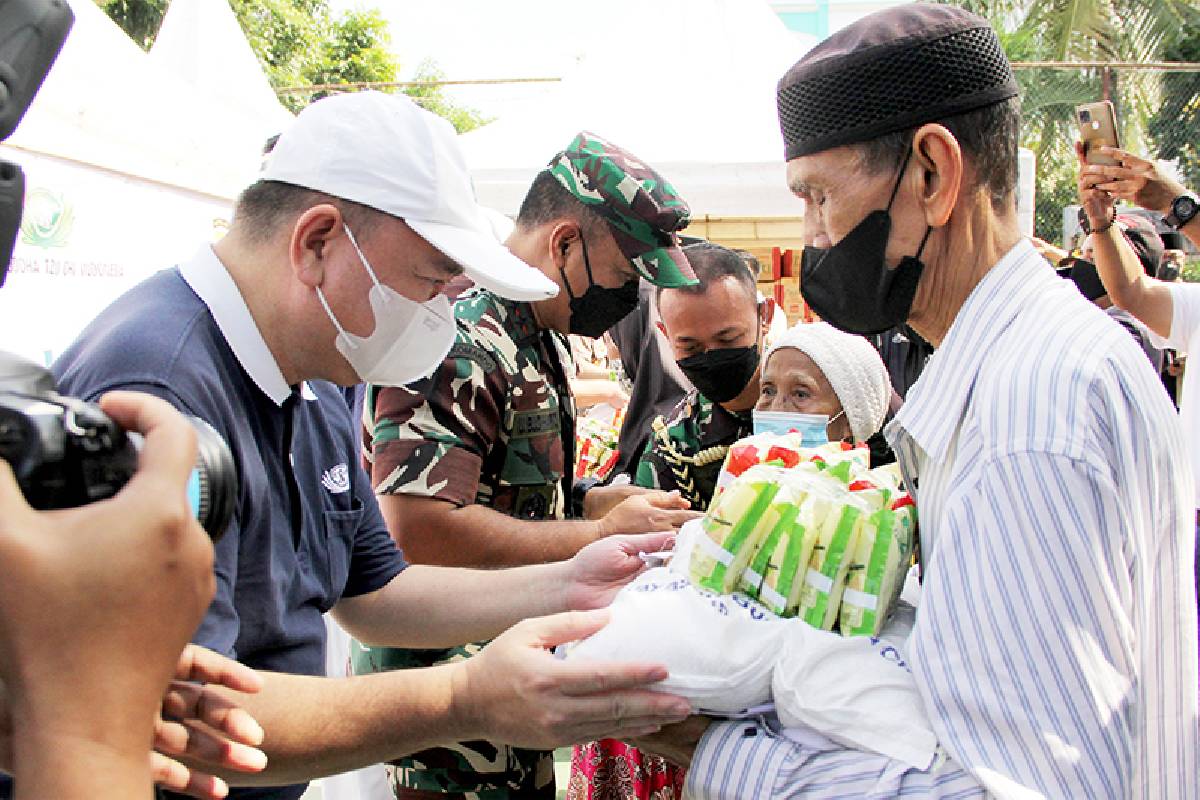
547 132 697 288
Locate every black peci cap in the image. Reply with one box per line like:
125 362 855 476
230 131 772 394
777 3 1019 160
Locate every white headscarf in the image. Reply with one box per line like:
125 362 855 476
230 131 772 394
762 322 892 442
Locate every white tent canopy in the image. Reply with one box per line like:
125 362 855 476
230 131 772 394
0 0 293 364
459 0 814 218
7 0 288 201
149 0 294 146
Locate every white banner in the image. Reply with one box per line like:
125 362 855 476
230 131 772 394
0 147 231 366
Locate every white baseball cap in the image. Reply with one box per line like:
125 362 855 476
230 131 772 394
262 91 557 301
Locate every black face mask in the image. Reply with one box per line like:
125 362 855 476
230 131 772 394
676 320 761 404
800 148 933 336
561 235 639 338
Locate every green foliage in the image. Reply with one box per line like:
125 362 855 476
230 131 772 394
94 0 167 48
939 0 1199 245
400 60 493 134
226 0 398 113
1148 25 1200 191
93 0 490 132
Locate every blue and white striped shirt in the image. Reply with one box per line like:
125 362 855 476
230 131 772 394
686 240 1198 799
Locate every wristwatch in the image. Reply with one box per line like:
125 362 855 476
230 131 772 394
1165 194 1199 230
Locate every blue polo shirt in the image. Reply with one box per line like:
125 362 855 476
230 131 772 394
54 247 407 800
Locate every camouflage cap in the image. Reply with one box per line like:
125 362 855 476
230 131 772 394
547 132 697 288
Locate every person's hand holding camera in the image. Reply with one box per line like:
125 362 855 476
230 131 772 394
0 391 218 797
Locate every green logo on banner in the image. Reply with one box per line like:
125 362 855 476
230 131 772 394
20 188 74 249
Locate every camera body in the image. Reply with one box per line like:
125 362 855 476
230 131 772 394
0 350 236 539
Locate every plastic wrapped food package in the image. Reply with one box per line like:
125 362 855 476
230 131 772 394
796 499 868 630
839 494 917 636
562 567 939 767
564 567 782 713
711 435 871 502
689 465 786 593
738 469 851 618
574 410 624 481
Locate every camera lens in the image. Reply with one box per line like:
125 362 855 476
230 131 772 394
185 417 237 542
1079 109 1091 122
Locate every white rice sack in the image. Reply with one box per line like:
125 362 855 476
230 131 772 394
771 619 938 770
565 567 782 714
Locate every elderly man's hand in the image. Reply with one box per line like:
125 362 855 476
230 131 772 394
629 715 713 769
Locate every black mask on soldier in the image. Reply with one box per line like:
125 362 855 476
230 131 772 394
561 235 639 337
676 312 762 404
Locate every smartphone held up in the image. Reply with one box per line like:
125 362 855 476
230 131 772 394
1076 101 1121 166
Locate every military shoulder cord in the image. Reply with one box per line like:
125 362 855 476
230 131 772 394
650 416 729 509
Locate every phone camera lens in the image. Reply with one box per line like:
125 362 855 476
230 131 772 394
1079 109 1091 122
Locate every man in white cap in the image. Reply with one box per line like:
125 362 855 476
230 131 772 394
52 92 690 800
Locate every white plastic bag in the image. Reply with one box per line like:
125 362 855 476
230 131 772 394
564 567 782 714
771 618 938 770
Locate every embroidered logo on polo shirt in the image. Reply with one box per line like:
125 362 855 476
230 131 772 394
321 464 350 494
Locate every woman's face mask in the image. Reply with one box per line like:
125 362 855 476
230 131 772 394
751 408 846 444
755 347 849 440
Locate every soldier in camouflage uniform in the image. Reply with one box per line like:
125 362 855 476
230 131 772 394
355 133 702 800
636 391 754 511
634 242 772 511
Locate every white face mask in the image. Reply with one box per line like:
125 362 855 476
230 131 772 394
316 224 456 387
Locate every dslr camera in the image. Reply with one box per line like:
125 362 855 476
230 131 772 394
0 0 236 539
0 351 237 539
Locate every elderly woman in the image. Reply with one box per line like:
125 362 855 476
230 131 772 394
757 321 893 446
568 323 893 800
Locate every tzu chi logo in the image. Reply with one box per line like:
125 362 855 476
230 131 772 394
321 463 350 494
20 187 74 249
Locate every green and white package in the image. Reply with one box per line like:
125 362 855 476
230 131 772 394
797 496 866 630
737 483 821 616
689 465 784 593
839 500 914 637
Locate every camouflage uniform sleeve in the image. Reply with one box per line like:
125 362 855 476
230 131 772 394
366 338 507 507
634 392 697 493
633 420 671 491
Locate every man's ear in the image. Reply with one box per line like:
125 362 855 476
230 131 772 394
911 123 962 228
548 221 581 272
291 203 343 288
